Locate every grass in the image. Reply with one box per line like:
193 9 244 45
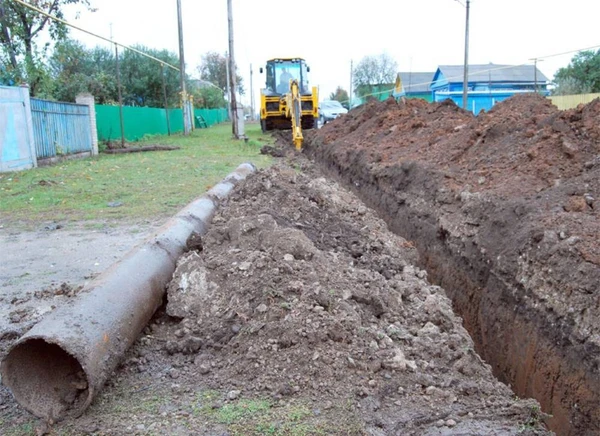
0 123 273 229
194 390 364 436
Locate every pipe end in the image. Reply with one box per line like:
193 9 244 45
1 338 91 421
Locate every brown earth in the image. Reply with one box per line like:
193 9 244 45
305 94 600 436
0 157 548 435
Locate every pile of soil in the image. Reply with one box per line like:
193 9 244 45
160 158 545 434
306 94 600 435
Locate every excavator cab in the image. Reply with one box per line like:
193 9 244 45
259 58 319 149
264 59 310 95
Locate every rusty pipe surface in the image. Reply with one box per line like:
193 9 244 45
1 163 255 421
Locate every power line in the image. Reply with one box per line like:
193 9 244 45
11 0 180 71
533 44 600 61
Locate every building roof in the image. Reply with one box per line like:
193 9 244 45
435 64 549 84
398 72 434 93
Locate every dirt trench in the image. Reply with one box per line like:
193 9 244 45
305 95 600 436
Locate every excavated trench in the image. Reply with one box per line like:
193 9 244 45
310 158 598 436
304 96 600 436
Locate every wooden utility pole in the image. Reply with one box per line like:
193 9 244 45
227 0 240 138
462 0 470 110
250 63 254 120
114 43 125 148
349 59 353 109
225 52 232 121
176 0 191 135
161 63 171 135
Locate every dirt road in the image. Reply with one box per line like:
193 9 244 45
0 221 158 345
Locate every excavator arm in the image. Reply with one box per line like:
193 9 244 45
285 79 303 150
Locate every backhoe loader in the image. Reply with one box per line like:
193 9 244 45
259 58 319 150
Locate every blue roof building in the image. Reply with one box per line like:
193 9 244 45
431 64 549 113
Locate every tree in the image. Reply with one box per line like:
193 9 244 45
353 53 398 99
553 50 600 95
192 86 226 109
0 0 93 94
197 51 244 95
49 38 115 103
48 40 182 106
329 86 349 105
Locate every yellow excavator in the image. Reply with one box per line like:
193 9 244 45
259 58 319 150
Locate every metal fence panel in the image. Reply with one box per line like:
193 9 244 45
0 86 36 172
95 105 228 142
30 98 92 159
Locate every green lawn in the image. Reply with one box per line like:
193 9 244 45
0 123 273 228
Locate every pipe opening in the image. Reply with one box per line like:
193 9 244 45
2 339 89 420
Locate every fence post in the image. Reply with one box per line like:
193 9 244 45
76 93 98 155
20 84 38 168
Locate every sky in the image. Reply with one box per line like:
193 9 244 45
62 0 600 108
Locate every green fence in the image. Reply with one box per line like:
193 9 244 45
95 105 229 141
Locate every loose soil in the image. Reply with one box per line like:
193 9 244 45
305 94 600 436
0 157 547 435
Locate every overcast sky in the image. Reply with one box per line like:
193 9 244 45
64 0 599 107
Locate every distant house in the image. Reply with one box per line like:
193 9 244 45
394 72 435 101
353 71 434 107
430 64 549 113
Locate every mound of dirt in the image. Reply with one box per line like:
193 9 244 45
307 95 600 435
161 160 547 434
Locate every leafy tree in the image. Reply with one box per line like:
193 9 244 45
353 53 397 99
113 45 181 107
553 50 600 95
49 38 115 103
197 51 244 95
48 40 183 106
192 86 226 109
0 0 93 94
329 86 349 104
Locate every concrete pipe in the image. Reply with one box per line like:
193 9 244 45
1 162 255 421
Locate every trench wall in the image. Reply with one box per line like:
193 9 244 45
308 141 600 436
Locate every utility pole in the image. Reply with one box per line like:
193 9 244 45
531 58 543 93
349 59 353 109
114 43 125 148
161 63 171 135
225 52 232 121
176 0 191 135
462 0 470 110
250 63 254 120
227 0 241 138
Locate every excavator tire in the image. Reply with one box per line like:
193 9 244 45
301 116 316 130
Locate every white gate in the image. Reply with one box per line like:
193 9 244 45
0 85 37 172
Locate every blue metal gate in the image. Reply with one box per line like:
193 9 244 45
30 98 92 159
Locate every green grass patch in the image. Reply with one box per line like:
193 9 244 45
3 420 36 436
216 399 272 425
0 123 273 228
194 390 364 436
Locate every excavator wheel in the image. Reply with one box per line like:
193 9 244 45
261 119 274 133
301 116 316 130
